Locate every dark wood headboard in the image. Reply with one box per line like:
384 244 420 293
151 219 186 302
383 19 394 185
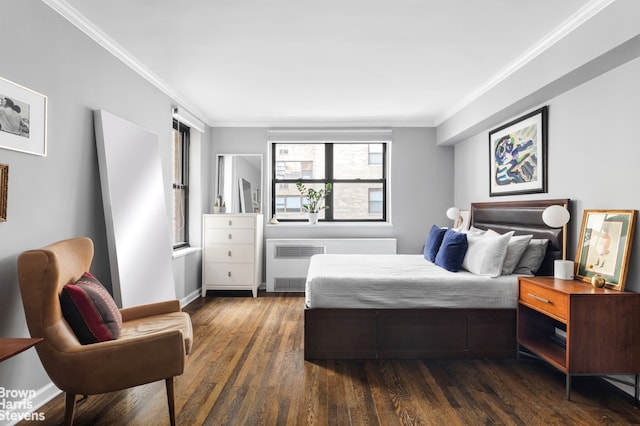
470 199 570 276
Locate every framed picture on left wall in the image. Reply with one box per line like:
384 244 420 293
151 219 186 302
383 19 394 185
1 164 8 222
0 76 47 156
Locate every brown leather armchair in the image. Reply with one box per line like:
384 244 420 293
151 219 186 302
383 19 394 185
17 237 193 425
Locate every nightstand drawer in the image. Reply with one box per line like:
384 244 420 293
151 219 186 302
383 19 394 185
519 280 568 321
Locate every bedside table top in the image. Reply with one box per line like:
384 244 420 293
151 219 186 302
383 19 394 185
518 276 632 296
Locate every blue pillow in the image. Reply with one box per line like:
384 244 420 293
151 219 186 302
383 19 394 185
434 229 468 272
424 225 447 262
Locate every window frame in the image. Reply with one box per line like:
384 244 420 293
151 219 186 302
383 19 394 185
271 142 388 223
172 119 190 249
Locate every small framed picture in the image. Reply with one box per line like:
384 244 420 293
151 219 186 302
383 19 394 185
489 106 547 196
575 210 637 291
458 209 470 231
0 76 47 156
0 164 8 222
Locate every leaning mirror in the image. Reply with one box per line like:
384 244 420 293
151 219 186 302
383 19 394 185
216 154 263 214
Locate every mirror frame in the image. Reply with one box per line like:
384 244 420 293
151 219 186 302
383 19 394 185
215 154 263 214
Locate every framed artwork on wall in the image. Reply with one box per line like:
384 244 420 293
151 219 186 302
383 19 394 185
0 76 47 156
0 164 8 222
489 106 547 196
575 209 637 291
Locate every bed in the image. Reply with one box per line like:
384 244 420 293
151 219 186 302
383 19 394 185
304 199 570 360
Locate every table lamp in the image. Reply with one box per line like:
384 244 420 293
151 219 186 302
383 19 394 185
542 205 573 280
446 207 462 228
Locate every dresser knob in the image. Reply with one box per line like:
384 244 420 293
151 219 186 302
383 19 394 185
228 271 232 277
228 251 232 257
228 220 233 226
228 234 232 239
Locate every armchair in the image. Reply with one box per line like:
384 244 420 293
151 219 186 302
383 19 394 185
17 237 193 425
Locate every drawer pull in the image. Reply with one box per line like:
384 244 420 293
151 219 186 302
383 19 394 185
228 271 232 277
228 251 232 257
228 220 233 226
528 293 551 304
228 233 232 239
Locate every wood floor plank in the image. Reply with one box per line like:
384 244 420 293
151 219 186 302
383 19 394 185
22 293 640 425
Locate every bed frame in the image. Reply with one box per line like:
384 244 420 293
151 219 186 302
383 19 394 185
304 198 570 360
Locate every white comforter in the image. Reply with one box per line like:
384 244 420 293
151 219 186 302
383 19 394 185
305 254 520 309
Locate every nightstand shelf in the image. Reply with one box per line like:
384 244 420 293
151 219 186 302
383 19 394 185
517 276 640 401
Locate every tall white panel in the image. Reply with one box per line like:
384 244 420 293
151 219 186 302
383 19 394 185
94 109 176 307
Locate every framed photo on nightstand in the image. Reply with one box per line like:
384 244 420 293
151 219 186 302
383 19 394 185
575 209 637 291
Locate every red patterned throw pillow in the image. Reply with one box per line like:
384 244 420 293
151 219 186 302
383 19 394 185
60 272 122 345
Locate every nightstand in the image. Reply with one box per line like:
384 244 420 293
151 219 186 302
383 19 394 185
0 338 42 362
517 276 640 401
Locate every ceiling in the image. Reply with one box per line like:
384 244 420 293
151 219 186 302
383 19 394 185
52 0 597 127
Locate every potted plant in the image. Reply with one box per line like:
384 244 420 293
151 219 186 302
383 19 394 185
296 182 332 224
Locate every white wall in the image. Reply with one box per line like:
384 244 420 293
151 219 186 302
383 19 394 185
211 127 454 254
453 56 640 293
0 2 209 415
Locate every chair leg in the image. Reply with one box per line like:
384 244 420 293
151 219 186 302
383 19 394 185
166 377 176 426
64 393 76 426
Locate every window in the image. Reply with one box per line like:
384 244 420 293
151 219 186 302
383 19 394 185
369 188 383 214
172 119 190 248
369 144 383 165
271 141 387 222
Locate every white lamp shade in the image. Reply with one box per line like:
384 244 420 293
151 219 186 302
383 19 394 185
446 207 460 221
542 205 570 228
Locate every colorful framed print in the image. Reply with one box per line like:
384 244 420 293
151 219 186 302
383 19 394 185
575 210 637 291
0 76 47 156
489 106 547 197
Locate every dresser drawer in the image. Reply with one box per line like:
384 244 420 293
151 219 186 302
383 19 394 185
204 228 255 244
203 263 254 285
519 280 568 321
204 244 255 263
204 215 255 229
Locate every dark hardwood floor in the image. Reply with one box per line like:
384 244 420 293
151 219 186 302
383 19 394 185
25 292 640 425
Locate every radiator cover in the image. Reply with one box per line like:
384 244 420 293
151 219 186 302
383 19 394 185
265 238 397 292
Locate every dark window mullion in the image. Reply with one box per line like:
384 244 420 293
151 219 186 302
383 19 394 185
324 144 334 221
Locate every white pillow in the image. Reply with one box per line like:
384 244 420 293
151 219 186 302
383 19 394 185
467 226 487 235
462 230 514 277
502 234 534 275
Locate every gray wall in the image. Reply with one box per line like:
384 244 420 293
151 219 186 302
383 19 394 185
211 127 454 254
453 56 640 293
0 1 208 412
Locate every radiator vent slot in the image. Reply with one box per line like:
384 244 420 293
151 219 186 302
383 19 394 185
274 277 307 292
275 245 325 259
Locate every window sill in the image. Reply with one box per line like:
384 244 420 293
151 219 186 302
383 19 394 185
172 246 202 259
266 222 393 228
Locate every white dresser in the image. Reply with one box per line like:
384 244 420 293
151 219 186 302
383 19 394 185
202 213 263 297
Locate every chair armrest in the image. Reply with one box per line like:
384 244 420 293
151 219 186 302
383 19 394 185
120 299 181 322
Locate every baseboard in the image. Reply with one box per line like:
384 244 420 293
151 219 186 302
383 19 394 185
3 381 60 426
603 375 637 401
180 289 200 308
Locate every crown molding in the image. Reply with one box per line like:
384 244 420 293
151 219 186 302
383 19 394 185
207 119 435 128
435 0 615 126
43 0 211 127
